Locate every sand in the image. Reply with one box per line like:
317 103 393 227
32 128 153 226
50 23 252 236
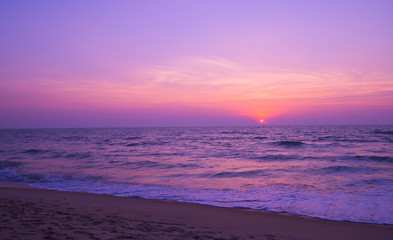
0 183 392 240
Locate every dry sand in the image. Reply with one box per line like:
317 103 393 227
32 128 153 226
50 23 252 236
0 183 392 240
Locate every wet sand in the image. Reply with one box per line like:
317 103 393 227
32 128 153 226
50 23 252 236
0 183 392 240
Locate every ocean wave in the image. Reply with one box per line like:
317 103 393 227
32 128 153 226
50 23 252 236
94 139 112 145
125 141 168 147
212 170 267 178
253 154 298 161
21 150 92 160
0 169 44 183
62 136 89 141
254 136 268 140
220 131 253 135
274 141 304 147
343 139 379 143
124 136 141 140
361 178 393 186
47 151 66 159
121 160 160 169
317 135 381 143
321 166 355 173
121 160 201 170
167 163 201 169
354 155 393 163
137 152 185 157
0 160 22 170
0 168 102 184
220 131 235 134
23 149 48 154
373 129 393 135
125 143 140 147
212 136 244 140
318 136 335 140
214 199 261 204
65 152 93 159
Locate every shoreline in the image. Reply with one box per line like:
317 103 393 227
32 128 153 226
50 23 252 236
6 181 393 226
1 182 392 240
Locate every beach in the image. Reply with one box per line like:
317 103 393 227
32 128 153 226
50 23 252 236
1 183 392 240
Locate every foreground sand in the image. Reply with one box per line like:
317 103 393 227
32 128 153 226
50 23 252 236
0 184 392 240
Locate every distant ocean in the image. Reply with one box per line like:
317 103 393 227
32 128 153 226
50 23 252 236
1 126 392 224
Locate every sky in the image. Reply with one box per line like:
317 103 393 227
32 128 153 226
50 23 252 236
1 0 393 128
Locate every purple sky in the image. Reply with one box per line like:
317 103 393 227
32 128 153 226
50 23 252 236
1 0 393 128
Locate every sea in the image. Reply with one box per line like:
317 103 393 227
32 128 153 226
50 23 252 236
1 125 392 224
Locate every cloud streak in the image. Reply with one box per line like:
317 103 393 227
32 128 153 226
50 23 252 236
2 55 391 123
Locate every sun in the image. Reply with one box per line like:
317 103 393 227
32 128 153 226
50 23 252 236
259 119 264 124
